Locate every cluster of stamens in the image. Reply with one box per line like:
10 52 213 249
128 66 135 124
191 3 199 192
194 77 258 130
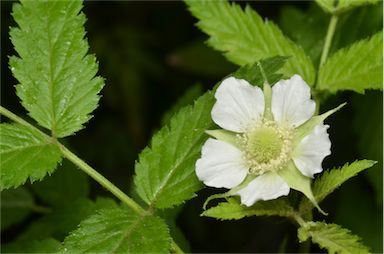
238 120 292 175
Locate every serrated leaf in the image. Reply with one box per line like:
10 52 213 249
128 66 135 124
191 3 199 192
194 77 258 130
185 0 316 84
298 221 370 254
202 197 294 220
10 0 104 138
233 56 289 86
63 207 171 253
31 160 89 207
1 187 34 230
0 123 62 189
134 91 215 209
300 160 376 212
318 32 383 93
3 238 63 254
316 0 379 14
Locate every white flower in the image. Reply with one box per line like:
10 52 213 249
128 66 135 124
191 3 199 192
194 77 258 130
196 75 333 207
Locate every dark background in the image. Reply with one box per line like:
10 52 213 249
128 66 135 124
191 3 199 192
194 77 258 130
1 1 382 253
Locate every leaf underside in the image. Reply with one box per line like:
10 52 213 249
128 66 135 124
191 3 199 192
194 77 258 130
10 0 104 138
0 123 62 189
63 207 171 253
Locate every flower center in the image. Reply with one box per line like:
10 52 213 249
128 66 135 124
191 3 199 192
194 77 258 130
241 122 292 175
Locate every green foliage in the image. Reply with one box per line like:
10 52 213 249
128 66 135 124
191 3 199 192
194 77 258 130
3 238 63 254
234 56 288 86
298 221 370 253
134 91 215 208
31 160 90 207
63 207 171 253
10 0 104 138
316 0 380 14
0 123 62 189
318 32 383 93
202 197 294 220
1 187 34 230
185 0 316 84
300 160 376 212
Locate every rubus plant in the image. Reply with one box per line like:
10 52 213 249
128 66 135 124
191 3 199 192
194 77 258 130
0 0 382 253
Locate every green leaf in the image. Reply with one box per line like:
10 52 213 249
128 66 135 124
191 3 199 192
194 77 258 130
298 221 370 254
313 160 375 204
233 56 289 86
31 160 89 207
10 0 104 138
316 0 380 14
134 91 215 208
318 32 383 94
0 123 62 189
300 160 376 212
3 238 63 254
185 0 316 84
63 207 171 253
202 197 294 220
1 187 34 230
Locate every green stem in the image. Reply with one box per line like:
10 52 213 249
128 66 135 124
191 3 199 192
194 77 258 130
0 106 184 253
58 144 146 215
319 15 338 68
0 106 42 132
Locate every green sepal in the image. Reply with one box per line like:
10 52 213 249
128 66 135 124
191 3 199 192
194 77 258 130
293 103 346 146
205 129 241 149
278 161 327 215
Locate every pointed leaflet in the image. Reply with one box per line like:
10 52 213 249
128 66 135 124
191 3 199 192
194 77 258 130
300 160 376 213
298 221 370 254
202 197 294 220
0 123 61 189
134 91 216 208
63 207 171 253
185 0 316 84
318 32 382 94
10 0 104 138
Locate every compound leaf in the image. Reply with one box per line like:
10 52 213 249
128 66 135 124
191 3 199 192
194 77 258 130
63 207 171 253
318 32 383 93
202 197 294 220
134 91 216 208
10 0 104 138
298 221 370 254
185 0 315 84
0 123 61 189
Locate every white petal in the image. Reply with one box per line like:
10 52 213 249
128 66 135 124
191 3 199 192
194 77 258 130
196 138 248 189
236 172 290 206
293 123 331 178
212 77 264 132
272 74 316 128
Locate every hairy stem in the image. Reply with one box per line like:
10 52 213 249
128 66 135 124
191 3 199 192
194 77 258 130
319 15 338 68
0 106 184 253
